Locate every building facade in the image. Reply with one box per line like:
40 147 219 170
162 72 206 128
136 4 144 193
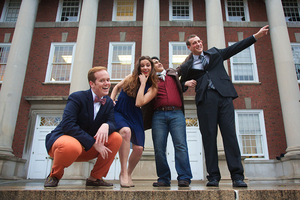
0 0 299 183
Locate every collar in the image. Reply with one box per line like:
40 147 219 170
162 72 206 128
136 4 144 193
91 90 103 102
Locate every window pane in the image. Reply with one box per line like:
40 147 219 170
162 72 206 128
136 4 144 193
227 0 246 21
171 44 190 68
172 0 190 20
50 45 73 82
40 116 62 126
238 113 263 156
282 0 300 22
291 45 300 80
116 0 135 21
60 0 80 22
5 0 21 22
0 45 10 81
231 46 254 81
111 45 133 79
185 117 198 127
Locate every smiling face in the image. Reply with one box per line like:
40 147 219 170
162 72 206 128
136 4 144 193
152 58 164 72
187 36 203 55
139 59 152 77
89 70 111 98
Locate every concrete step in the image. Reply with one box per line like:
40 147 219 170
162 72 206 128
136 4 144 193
0 180 299 200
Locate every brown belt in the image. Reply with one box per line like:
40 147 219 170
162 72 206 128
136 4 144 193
156 106 182 111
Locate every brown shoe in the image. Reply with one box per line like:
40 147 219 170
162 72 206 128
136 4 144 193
153 182 170 187
86 178 113 187
44 175 59 187
178 180 190 187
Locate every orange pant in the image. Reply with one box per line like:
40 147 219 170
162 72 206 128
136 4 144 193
48 132 122 180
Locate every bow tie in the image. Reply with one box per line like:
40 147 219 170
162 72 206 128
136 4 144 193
94 96 106 105
157 70 166 81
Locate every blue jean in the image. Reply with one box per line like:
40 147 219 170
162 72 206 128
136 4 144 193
152 110 192 185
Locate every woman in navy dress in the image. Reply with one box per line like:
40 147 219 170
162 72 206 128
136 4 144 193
111 56 158 187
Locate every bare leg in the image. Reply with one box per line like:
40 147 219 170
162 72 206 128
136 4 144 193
127 143 143 186
118 127 131 187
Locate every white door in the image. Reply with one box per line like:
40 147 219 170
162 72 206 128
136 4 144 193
106 150 133 180
27 114 62 179
167 126 203 180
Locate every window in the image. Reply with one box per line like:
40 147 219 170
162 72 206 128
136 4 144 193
112 0 136 21
229 42 258 82
282 0 300 22
291 43 300 81
169 42 190 68
235 110 269 160
0 44 10 82
45 43 76 83
0 0 21 22
56 0 82 22
169 0 193 21
108 42 135 81
225 0 249 21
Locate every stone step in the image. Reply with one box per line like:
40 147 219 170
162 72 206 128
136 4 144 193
0 180 299 200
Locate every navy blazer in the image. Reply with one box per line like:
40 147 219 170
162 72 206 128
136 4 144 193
45 89 116 152
180 36 257 106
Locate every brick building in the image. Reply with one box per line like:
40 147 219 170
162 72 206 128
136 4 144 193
0 0 299 183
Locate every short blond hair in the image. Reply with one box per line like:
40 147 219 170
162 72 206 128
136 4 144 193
88 66 107 83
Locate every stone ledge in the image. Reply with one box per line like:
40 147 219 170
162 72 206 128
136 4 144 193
0 190 234 200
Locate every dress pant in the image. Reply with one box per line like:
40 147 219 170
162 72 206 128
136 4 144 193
197 89 244 181
48 132 122 180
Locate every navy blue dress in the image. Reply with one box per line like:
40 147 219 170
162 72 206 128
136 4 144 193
114 83 151 147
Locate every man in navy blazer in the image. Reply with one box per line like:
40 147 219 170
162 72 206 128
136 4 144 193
180 25 269 187
44 66 122 187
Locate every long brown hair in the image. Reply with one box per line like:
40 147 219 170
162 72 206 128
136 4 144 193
123 56 157 98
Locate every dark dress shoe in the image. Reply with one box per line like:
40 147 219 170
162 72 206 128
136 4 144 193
153 182 170 187
86 178 113 187
44 175 59 187
233 180 247 187
178 180 190 187
206 179 219 187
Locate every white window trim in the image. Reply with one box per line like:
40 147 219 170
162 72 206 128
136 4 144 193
225 0 250 22
235 109 269 160
0 0 21 22
112 0 137 21
44 42 76 83
107 42 136 82
0 43 11 83
229 42 259 83
290 43 300 83
169 0 193 21
169 42 189 69
56 0 82 22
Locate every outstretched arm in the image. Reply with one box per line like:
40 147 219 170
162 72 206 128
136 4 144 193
253 25 269 40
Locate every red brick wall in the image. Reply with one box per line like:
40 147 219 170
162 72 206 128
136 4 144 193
0 0 289 160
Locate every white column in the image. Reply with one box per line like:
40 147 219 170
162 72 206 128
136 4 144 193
205 0 226 49
141 0 160 57
265 0 300 158
205 0 231 180
0 0 39 156
69 0 99 93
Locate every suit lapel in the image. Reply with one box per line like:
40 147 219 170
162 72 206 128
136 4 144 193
94 96 107 121
87 89 94 125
